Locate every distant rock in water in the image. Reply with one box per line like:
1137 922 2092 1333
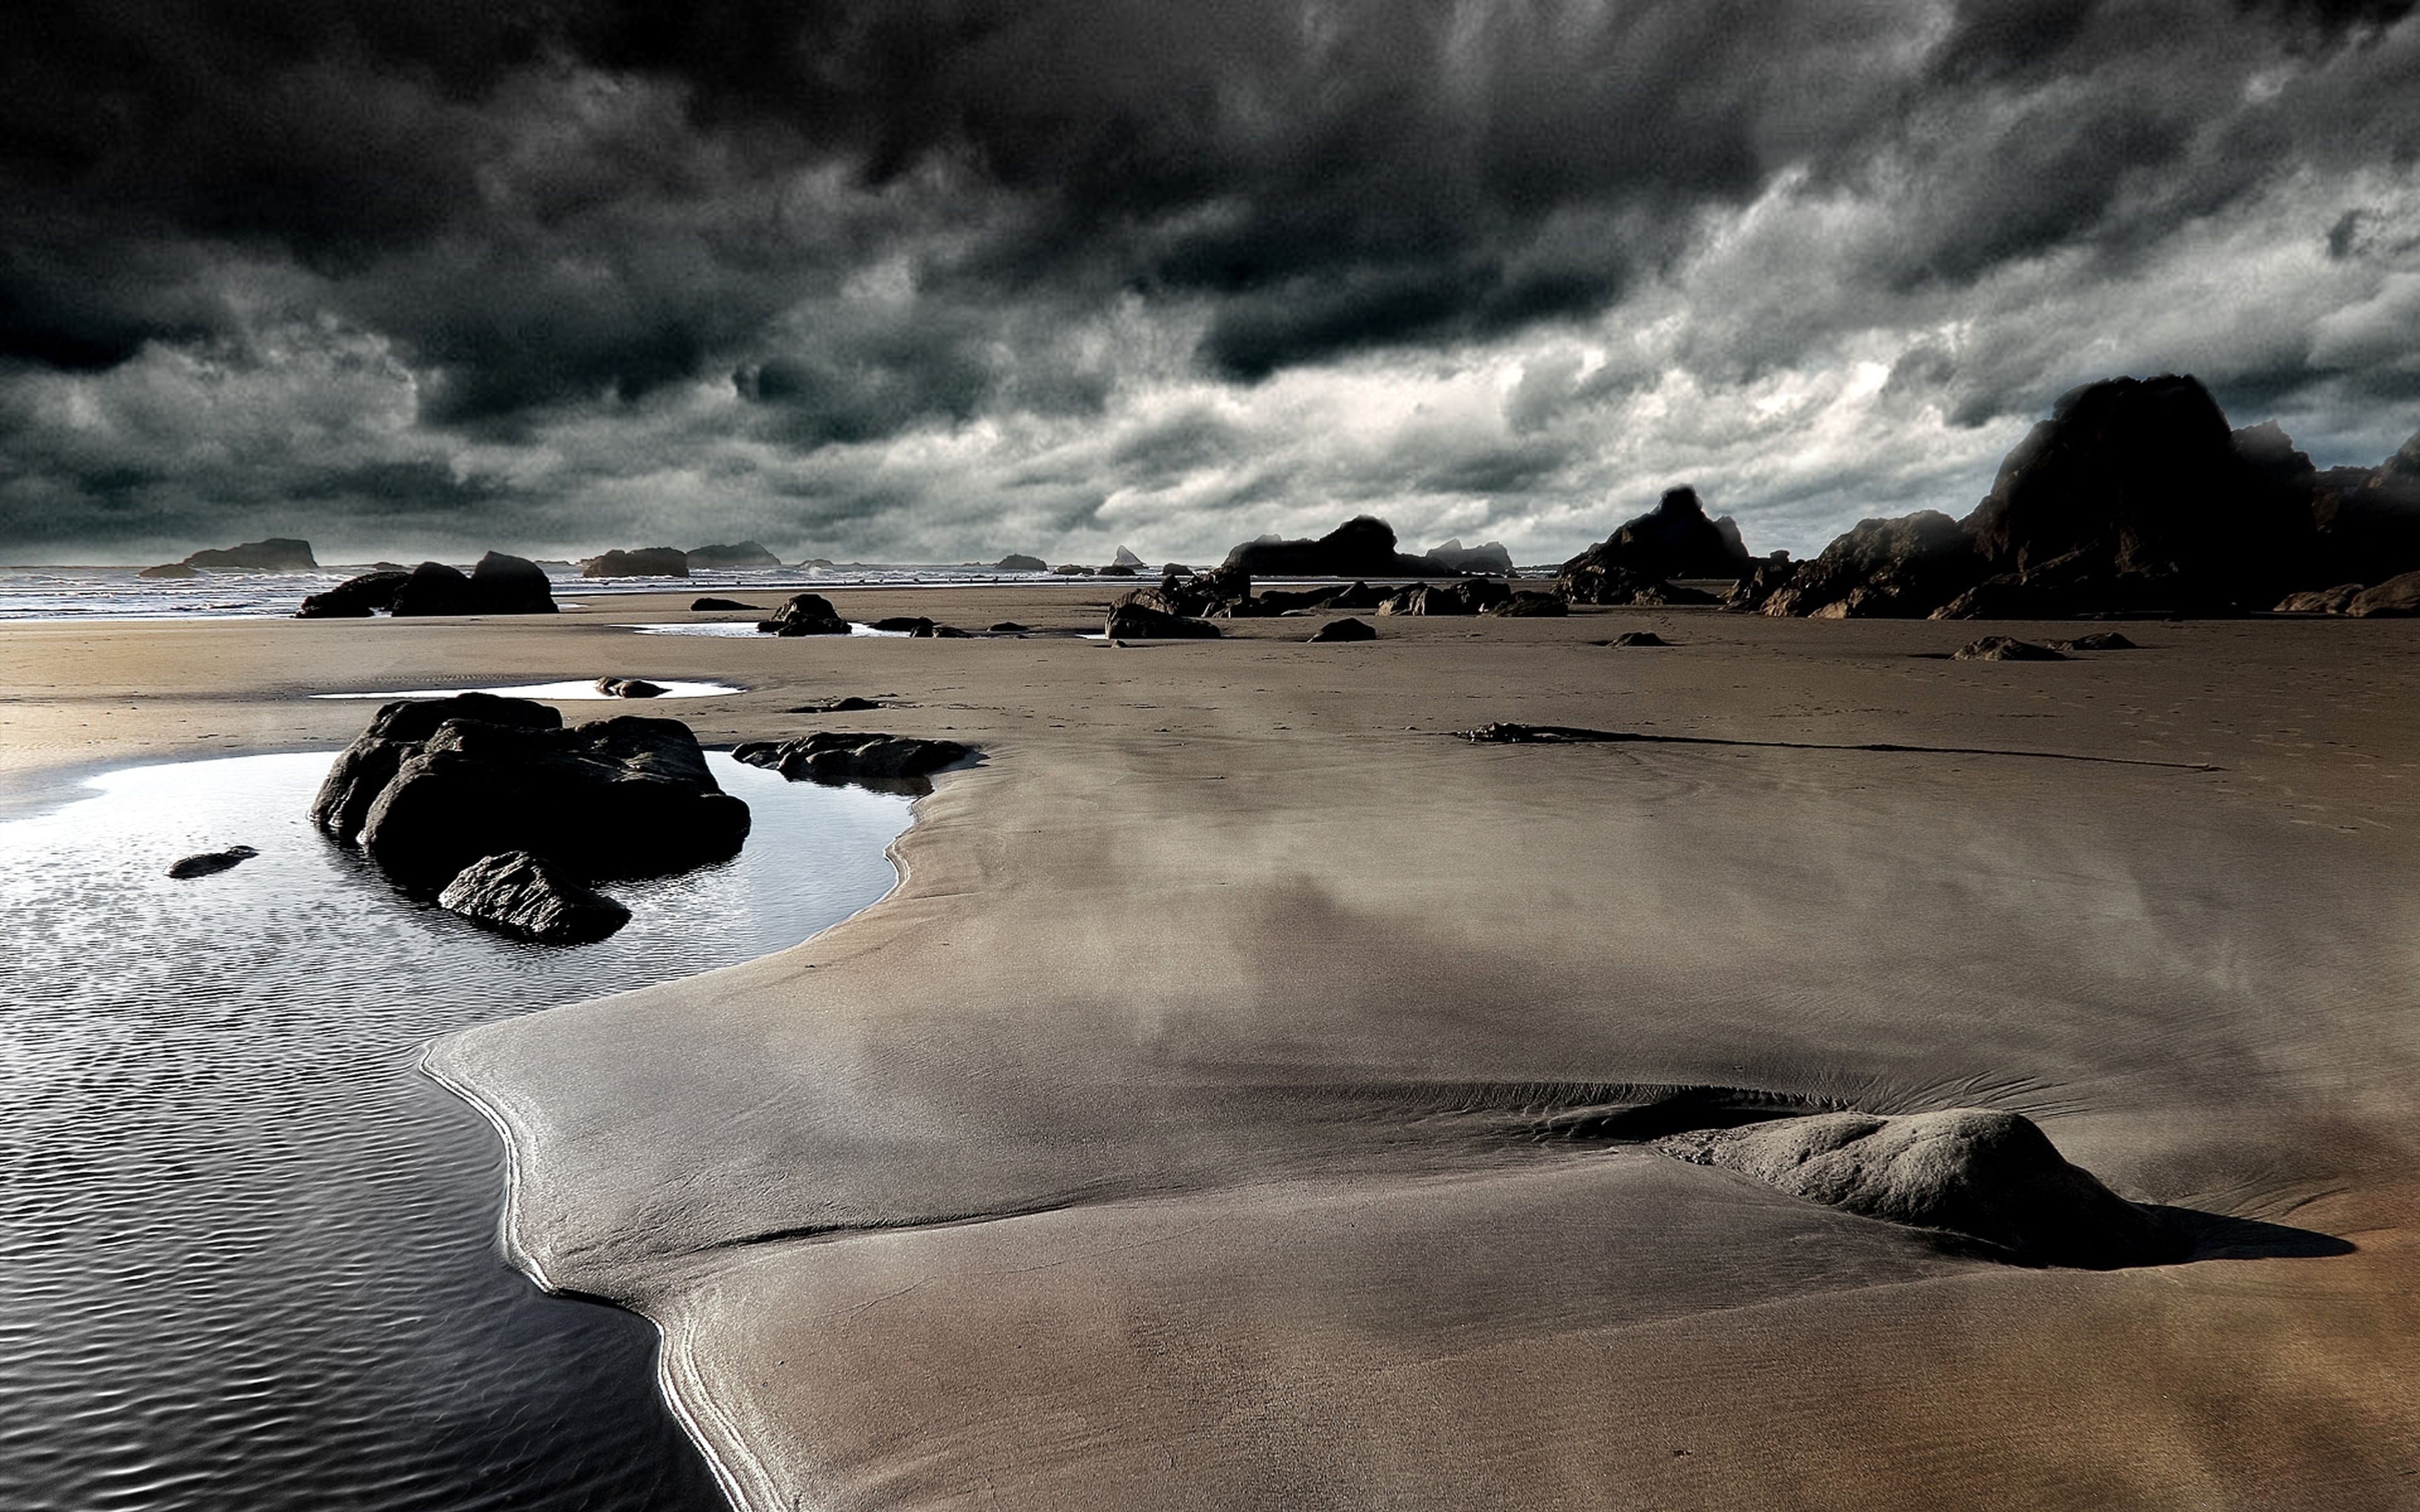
690 597 761 612
311 694 749 898
1954 635 2066 662
297 570 412 618
594 677 667 698
1657 1108 2182 1269
182 538 318 571
1111 545 1145 570
684 541 780 570
994 553 1049 573
1306 617 1376 642
1106 603 1221 639
437 850 631 944
168 845 258 879
1558 488 1753 592
1223 516 1454 577
1377 580 1512 616
389 553 557 616
139 563 200 579
1427 539 1516 575
583 547 690 578
757 592 850 636
734 731 974 786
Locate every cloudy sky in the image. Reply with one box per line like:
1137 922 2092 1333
3 0 2416 566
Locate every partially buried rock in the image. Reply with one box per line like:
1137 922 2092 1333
2050 631 2138 652
437 850 631 944
869 616 931 632
1610 631 1669 647
297 569 412 618
909 622 974 638
757 592 850 636
594 677 667 698
168 845 258 879
1484 592 1569 617
1657 1108 2182 1269
733 731 973 786
1105 604 1220 639
1306 617 1376 642
1954 635 2066 661
787 696 882 714
691 596 761 612
989 622 1030 633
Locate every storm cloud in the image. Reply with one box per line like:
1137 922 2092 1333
1 0 2415 561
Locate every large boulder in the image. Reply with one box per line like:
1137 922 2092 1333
733 731 974 785
1558 487 1753 592
1222 516 1454 577
437 850 631 944
1427 539 1516 575
583 547 691 578
313 697 749 893
1762 511 1985 618
1657 1108 2182 1269
296 570 412 618
183 537 318 571
168 845 258 879
1376 579 1513 616
684 541 780 570
1106 603 1221 639
389 553 558 616
757 592 851 636
2348 568 2420 617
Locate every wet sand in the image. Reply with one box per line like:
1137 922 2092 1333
9 590 2419 1508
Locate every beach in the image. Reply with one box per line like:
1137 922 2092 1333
8 591 2418 1508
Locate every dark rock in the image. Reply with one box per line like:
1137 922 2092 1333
1427 539 1516 574
870 616 933 632
2052 631 2138 651
787 696 883 713
1720 559 1798 614
1377 579 1514 616
756 593 851 636
1657 1108 2182 1269
994 553 1049 573
2274 583 2363 615
2348 569 2420 617
582 547 691 578
1053 563 1095 576
1954 635 2066 662
437 850 630 944
389 553 557 616
297 569 412 618
1099 564 1138 576
733 731 974 786
1560 562 1717 607
139 563 200 579
1484 591 1569 617
594 677 668 698
989 622 1030 633
313 698 747 893
1306 617 1377 642
183 537 318 571
1223 516 1455 577
691 597 762 612
684 541 780 570
1105 603 1221 639
168 845 258 879
1557 488 1753 591
1610 631 1669 647
1763 512 1985 618
909 622 974 638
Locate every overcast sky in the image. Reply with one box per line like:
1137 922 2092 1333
3 0 2416 566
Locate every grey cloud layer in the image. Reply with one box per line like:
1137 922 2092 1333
1 0 2414 561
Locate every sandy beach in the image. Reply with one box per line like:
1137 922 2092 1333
10 592 2419 1508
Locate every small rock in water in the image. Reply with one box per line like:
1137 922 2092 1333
438 850 630 944
593 677 668 698
1306 617 1376 643
168 845 258 879
1953 635 2066 662
1610 631 1669 648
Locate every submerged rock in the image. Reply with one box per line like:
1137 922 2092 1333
1954 635 2067 662
909 622 974 638
437 850 631 944
732 731 973 786
757 592 850 636
583 547 689 578
594 677 667 698
167 845 258 879
1658 1108 2182 1269
1306 617 1377 642
1105 603 1221 639
786 696 884 714
989 621 1030 633
297 570 411 618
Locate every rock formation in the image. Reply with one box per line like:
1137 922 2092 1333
1609 631 1669 647
994 553 1049 573
1427 539 1516 575
1111 546 1145 570
1105 603 1221 639
732 731 974 785
437 850 630 944
1376 580 1512 616
756 592 851 636
1222 517 1455 577
388 553 558 616
684 541 780 570
1557 488 1753 592
182 537 319 571
1482 591 1569 617
690 597 761 612
1953 635 2066 662
582 547 690 578
296 570 412 617
2348 568 2420 616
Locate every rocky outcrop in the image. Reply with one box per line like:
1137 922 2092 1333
1558 488 1753 592
582 547 690 578
1720 559 1798 614
684 541 780 570
1562 564 1719 607
1657 1108 2181 1268
389 553 558 616
2349 569 2420 617
756 593 851 636
312 696 749 895
1111 546 1145 570
183 537 318 571
437 850 631 944
1761 511 1984 619
1376 580 1513 616
1484 592 1569 617
1953 636 2066 662
1223 516 1453 577
994 553 1049 573
168 845 258 878
1427 539 1516 575
733 731 974 785
2274 583 2363 614
296 569 412 617
1306 617 1376 642
690 597 761 612
1106 603 1221 639
594 677 667 698
139 563 200 579
1255 580 1392 614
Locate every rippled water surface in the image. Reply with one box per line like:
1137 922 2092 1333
0 752 914 1511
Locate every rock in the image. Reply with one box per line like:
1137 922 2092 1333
437 850 631 944
1377 580 1514 616
1053 563 1096 576
1553 561 1715 607
1720 559 1798 613
1223 516 1455 577
1105 603 1221 639
1764 512 1985 619
1557 488 1754 590
389 553 558 616
582 547 691 578
1427 538 1516 574
1657 1108 2182 1269
756 592 850 636
1111 546 1145 569
732 731 974 785
684 541 780 570
786 696 883 714
909 622 974 638
2348 569 2420 617
296 569 412 617
1099 564 1138 576
989 622 1030 633
1954 635 2066 662
314 699 749 893
2274 583 2363 615
2051 631 2138 651
1610 631 1669 647
1484 591 1569 617
168 845 258 879
1306 617 1377 642
183 537 318 571
869 616 933 632
594 677 668 698
994 553 1049 573
690 597 762 612
139 563 200 580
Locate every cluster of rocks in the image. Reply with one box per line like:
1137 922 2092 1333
311 693 750 944
2273 568 2420 618
297 552 557 617
732 731 974 788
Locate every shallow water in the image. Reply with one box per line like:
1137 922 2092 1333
0 752 913 1511
625 622 909 638
311 679 745 700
